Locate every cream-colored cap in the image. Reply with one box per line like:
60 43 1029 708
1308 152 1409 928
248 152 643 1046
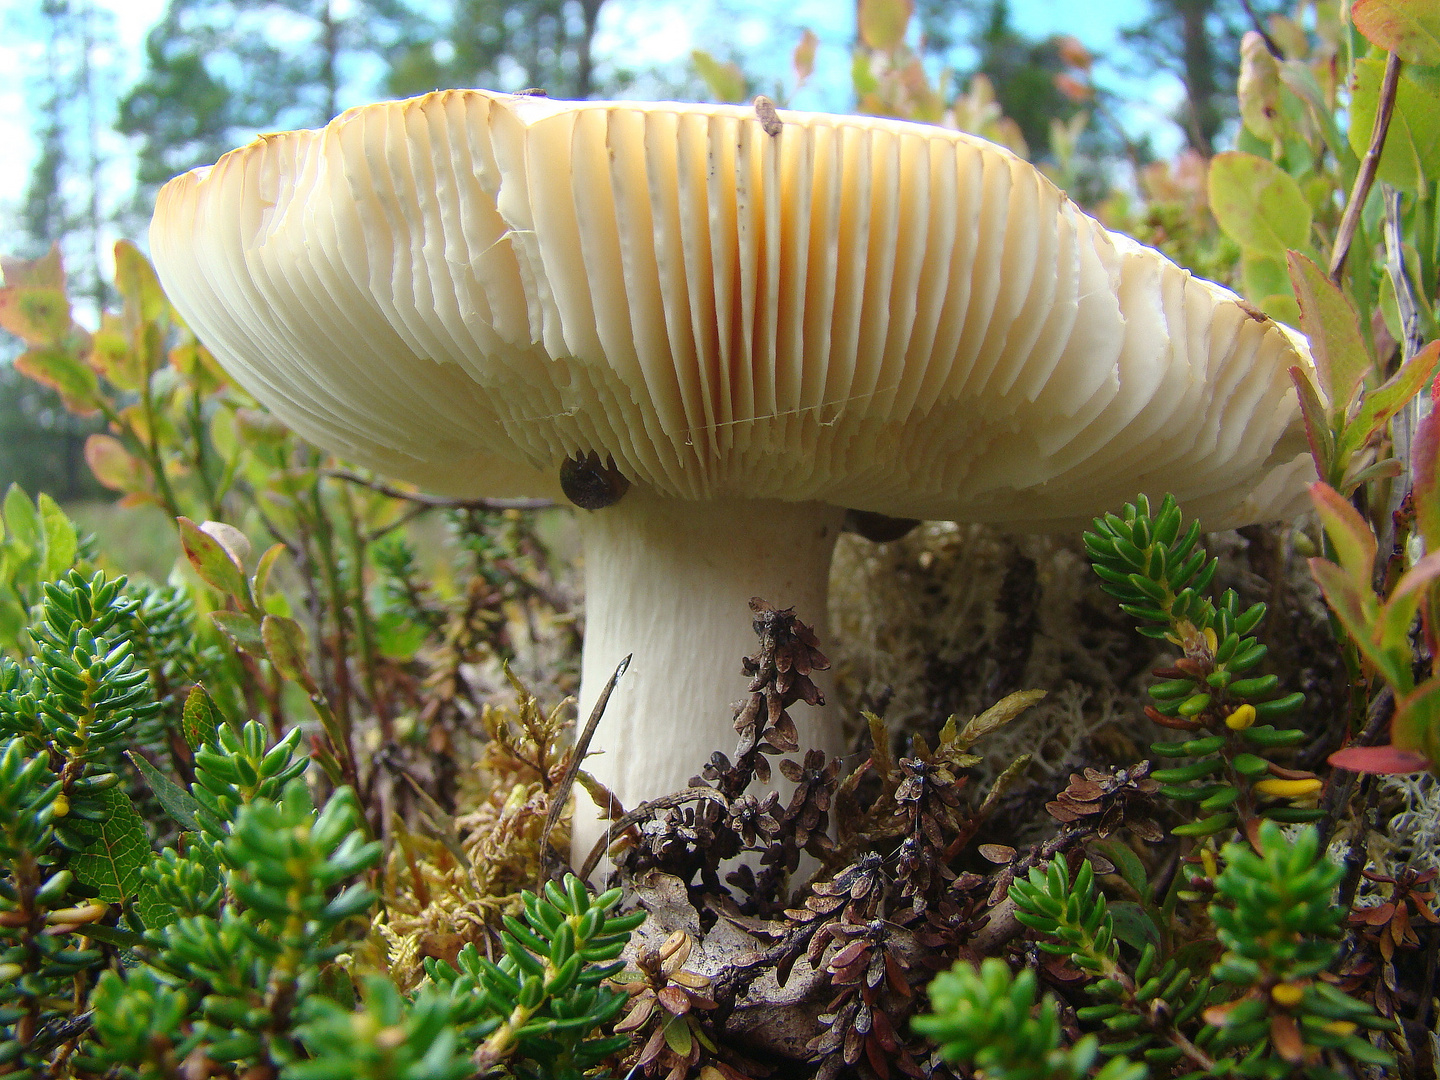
151 90 1314 529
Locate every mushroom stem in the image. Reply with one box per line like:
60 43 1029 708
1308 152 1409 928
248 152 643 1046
571 492 848 871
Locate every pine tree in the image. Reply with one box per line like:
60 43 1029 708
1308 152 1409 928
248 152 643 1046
118 0 415 206
383 0 611 101
1120 0 1281 155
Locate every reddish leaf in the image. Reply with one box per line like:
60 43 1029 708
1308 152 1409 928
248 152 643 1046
793 28 819 86
1329 744 1431 773
0 245 64 289
1413 373 1440 553
1352 0 1440 65
1309 482 1377 588
177 516 250 602
84 434 150 494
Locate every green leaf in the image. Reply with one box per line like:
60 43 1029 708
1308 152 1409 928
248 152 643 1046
70 787 151 903
1349 58 1440 192
1108 902 1162 951
37 493 77 581
182 684 219 751
251 542 287 609
690 50 746 103
1242 251 1291 303
858 0 912 51
1287 251 1371 407
262 614 317 693
126 751 200 831
1341 340 1440 460
178 517 250 602
1207 151 1312 256
1394 676 1440 765
4 482 41 556
1089 838 1152 902
1353 0 1440 65
211 611 264 654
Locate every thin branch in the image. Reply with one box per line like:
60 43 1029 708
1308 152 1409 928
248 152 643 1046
1329 52 1403 285
1379 185 1425 557
1239 0 1283 59
578 786 729 882
1317 686 1393 849
539 653 630 882
324 468 555 512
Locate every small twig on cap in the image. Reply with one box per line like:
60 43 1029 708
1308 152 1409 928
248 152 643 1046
539 654 631 881
324 468 554 512
578 787 729 882
1329 52 1403 285
753 95 782 136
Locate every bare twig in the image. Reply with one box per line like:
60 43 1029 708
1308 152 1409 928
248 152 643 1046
1379 185 1425 557
324 468 554 512
1329 52 1403 285
578 787 729 882
539 654 630 880
1239 0 1283 58
1318 686 1394 848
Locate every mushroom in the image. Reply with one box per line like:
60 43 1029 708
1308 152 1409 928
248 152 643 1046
149 90 1316 865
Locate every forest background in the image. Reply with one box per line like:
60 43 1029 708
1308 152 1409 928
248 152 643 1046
0 0 1272 512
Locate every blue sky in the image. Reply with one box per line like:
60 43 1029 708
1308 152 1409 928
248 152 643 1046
0 0 1184 215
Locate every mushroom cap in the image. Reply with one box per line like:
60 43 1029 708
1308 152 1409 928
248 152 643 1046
151 89 1314 529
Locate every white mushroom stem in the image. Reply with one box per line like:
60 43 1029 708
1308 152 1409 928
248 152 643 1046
570 491 848 869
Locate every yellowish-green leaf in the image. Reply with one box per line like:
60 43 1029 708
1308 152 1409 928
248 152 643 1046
0 286 71 346
37 493 76 581
1349 58 1440 192
858 0 912 51
1238 31 1283 140
1287 251 1371 408
1353 0 1440 65
113 239 168 328
14 346 99 413
4 483 41 556
1207 151 1312 256
182 684 220 751
1310 481 1378 590
956 689 1046 748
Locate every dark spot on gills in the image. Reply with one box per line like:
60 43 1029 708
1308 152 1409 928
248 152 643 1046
560 451 631 510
